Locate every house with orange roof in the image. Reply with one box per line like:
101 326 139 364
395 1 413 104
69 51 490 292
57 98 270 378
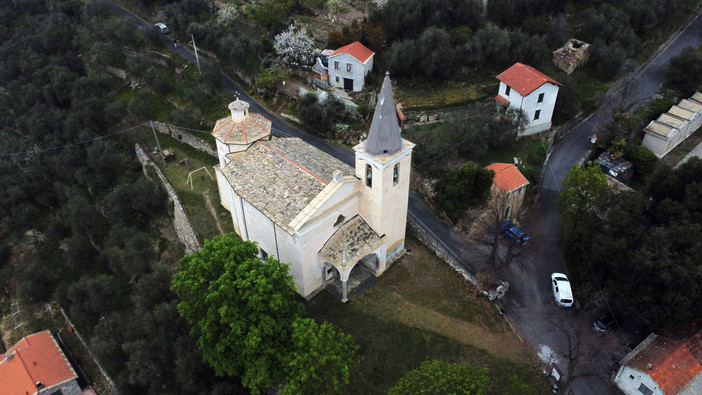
0 330 81 395
214 73 414 302
486 163 530 221
614 330 702 395
328 41 374 92
495 62 562 136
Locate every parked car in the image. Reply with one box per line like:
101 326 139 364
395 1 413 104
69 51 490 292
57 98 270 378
501 221 531 244
593 311 616 333
154 22 169 34
551 273 573 307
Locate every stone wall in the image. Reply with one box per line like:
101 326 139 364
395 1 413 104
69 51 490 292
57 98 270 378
402 107 471 128
135 144 202 254
406 213 486 294
151 121 218 157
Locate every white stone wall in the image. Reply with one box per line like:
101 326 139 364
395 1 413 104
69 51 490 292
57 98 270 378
613 366 663 395
497 81 559 136
328 53 371 92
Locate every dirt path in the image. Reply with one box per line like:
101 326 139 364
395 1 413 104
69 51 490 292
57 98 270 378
391 297 534 364
202 191 224 235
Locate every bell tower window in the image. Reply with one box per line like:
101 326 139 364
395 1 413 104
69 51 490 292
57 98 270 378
366 164 373 187
393 164 399 185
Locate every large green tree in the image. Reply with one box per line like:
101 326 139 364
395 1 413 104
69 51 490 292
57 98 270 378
389 360 491 394
435 161 495 223
281 318 360 395
172 234 303 393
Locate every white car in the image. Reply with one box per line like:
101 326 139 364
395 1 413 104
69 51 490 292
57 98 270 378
551 273 573 307
154 22 169 34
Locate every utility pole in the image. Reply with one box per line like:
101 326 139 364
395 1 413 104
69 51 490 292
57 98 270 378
191 34 201 74
150 121 166 167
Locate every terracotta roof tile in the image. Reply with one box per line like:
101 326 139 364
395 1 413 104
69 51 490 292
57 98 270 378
486 163 529 193
0 330 78 395
627 331 702 394
330 41 374 64
494 95 510 105
496 63 562 96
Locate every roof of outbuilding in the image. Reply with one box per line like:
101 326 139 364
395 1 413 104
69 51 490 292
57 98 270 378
494 95 510 105
330 41 375 64
221 137 354 234
0 330 78 395
624 331 702 395
496 63 562 96
486 163 530 193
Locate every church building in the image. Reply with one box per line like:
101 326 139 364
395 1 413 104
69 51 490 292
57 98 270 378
213 73 414 301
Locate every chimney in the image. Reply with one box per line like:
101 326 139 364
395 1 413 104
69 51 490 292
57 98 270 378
36 382 45 390
646 363 652 370
228 99 250 122
333 170 343 182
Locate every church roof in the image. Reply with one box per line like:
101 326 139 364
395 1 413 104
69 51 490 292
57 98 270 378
365 72 402 156
221 137 354 233
319 215 383 269
211 102 271 145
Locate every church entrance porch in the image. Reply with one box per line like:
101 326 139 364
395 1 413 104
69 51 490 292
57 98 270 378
324 260 376 302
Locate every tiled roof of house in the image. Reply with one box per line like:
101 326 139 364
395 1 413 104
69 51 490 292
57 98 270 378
496 63 562 96
486 163 530 194
625 331 702 394
319 215 383 269
0 330 78 395
221 137 354 234
330 41 374 64
494 95 510 105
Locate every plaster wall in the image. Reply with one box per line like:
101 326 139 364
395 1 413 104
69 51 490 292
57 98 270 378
613 366 663 395
328 53 372 92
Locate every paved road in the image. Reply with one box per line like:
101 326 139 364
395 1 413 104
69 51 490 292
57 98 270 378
504 8 702 395
105 2 702 393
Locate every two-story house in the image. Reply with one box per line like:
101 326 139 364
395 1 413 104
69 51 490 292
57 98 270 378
328 41 375 92
214 73 413 301
495 62 562 136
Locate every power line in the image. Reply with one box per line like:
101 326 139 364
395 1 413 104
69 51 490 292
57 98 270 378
0 123 146 157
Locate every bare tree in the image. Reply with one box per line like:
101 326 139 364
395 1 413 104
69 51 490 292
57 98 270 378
542 311 622 394
476 189 528 284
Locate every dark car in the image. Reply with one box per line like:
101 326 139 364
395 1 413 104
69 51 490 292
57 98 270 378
593 312 616 333
501 221 531 245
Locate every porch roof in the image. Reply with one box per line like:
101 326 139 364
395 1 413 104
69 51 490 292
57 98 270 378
319 215 382 269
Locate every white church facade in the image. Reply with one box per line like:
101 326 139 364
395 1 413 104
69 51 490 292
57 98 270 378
213 73 413 301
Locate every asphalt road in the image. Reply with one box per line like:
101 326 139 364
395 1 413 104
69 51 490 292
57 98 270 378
104 2 702 393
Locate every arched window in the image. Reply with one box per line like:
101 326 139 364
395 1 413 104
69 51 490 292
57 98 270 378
334 214 345 227
366 164 373 187
393 164 399 185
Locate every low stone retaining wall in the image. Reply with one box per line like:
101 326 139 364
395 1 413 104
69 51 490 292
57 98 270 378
151 121 217 157
135 144 202 254
406 213 486 295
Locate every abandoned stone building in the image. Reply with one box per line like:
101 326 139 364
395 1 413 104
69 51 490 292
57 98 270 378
213 73 413 301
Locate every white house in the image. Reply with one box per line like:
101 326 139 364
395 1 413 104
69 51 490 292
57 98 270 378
328 41 375 92
213 73 413 301
613 330 702 395
495 62 562 136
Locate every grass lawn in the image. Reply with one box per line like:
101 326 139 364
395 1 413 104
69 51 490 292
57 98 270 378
396 75 494 109
306 236 548 394
139 130 234 242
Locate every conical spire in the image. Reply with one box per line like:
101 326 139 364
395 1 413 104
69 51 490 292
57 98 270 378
365 72 402 156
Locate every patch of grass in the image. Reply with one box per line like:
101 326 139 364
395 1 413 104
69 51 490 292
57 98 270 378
140 131 233 241
397 78 491 108
636 2 700 63
306 236 547 394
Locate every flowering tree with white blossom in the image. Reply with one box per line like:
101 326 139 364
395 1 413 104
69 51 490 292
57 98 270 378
274 25 315 66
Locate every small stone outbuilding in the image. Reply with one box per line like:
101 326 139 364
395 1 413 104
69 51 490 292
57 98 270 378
553 39 591 75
